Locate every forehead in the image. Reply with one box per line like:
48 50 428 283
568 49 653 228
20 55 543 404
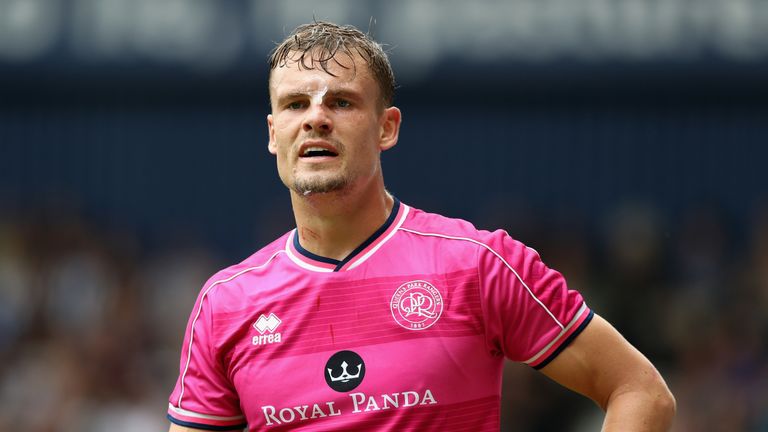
269 51 377 96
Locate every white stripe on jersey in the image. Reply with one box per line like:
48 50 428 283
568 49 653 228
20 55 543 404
523 303 588 365
347 205 410 270
177 249 285 409
397 227 565 330
284 230 334 272
168 403 246 421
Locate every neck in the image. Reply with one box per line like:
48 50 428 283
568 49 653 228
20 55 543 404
290 180 394 261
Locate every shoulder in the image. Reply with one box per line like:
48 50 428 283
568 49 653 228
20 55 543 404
401 205 487 239
400 204 542 268
402 205 531 250
197 231 291 300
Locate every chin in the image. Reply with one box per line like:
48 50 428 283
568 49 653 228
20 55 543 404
292 177 349 196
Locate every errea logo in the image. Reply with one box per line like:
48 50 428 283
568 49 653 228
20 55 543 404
252 313 282 346
254 313 281 333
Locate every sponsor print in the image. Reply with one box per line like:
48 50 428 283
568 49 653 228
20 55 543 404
325 350 366 392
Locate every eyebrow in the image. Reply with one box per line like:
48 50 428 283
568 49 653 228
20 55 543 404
275 89 360 104
278 91 312 101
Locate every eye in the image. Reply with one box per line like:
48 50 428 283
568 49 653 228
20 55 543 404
287 101 305 110
335 99 351 108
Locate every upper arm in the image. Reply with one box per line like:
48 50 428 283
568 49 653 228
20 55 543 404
169 424 243 432
476 230 591 366
169 425 204 432
539 313 670 410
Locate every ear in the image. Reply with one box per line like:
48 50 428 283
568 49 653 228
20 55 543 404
267 114 277 155
379 107 402 151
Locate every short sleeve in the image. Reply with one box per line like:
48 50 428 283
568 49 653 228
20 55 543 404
167 279 248 430
477 230 593 369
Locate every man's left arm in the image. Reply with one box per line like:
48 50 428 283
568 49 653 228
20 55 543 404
539 314 676 431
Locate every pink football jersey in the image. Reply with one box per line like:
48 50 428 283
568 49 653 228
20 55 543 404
168 199 592 431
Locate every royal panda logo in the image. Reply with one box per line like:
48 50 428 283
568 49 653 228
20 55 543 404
324 350 365 392
260 349 438 427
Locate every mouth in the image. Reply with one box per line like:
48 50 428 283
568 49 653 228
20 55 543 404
299 141 339 159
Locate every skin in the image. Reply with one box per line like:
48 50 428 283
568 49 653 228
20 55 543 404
541 315 676 431
266 51 401 260
170 49 675 432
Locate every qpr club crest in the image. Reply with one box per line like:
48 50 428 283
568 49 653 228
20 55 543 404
390 280 443 331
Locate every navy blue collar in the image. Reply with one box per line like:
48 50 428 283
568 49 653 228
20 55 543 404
293 198 401 272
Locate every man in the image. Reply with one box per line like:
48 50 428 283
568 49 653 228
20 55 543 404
167 21 675 431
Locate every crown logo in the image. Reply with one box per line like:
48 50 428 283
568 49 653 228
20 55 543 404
327 361 362 382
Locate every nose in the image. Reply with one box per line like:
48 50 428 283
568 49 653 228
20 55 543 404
303 104 333 133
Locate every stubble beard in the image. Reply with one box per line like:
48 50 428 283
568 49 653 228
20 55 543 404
292 173 350 196
288 135 351 196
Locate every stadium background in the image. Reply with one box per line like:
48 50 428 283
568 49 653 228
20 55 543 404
1 0 767 430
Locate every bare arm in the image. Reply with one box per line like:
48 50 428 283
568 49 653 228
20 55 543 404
540 314 676 431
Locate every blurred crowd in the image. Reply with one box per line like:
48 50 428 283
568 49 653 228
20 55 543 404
0 199 767 431
493 200 768 431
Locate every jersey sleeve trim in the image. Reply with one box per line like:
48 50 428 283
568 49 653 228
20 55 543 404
526 305 594 369
167 404 247 430
167 414 246 431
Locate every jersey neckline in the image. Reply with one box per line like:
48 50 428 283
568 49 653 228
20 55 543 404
284 198 409 272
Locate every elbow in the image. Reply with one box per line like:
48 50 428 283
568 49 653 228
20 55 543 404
642 369 676 426
606 368 677 427
655 383 677 423
652 364 677 419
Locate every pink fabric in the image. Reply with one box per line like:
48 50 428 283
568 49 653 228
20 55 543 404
168 202 591 431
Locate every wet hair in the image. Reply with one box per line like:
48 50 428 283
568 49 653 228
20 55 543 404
269 21 395 107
